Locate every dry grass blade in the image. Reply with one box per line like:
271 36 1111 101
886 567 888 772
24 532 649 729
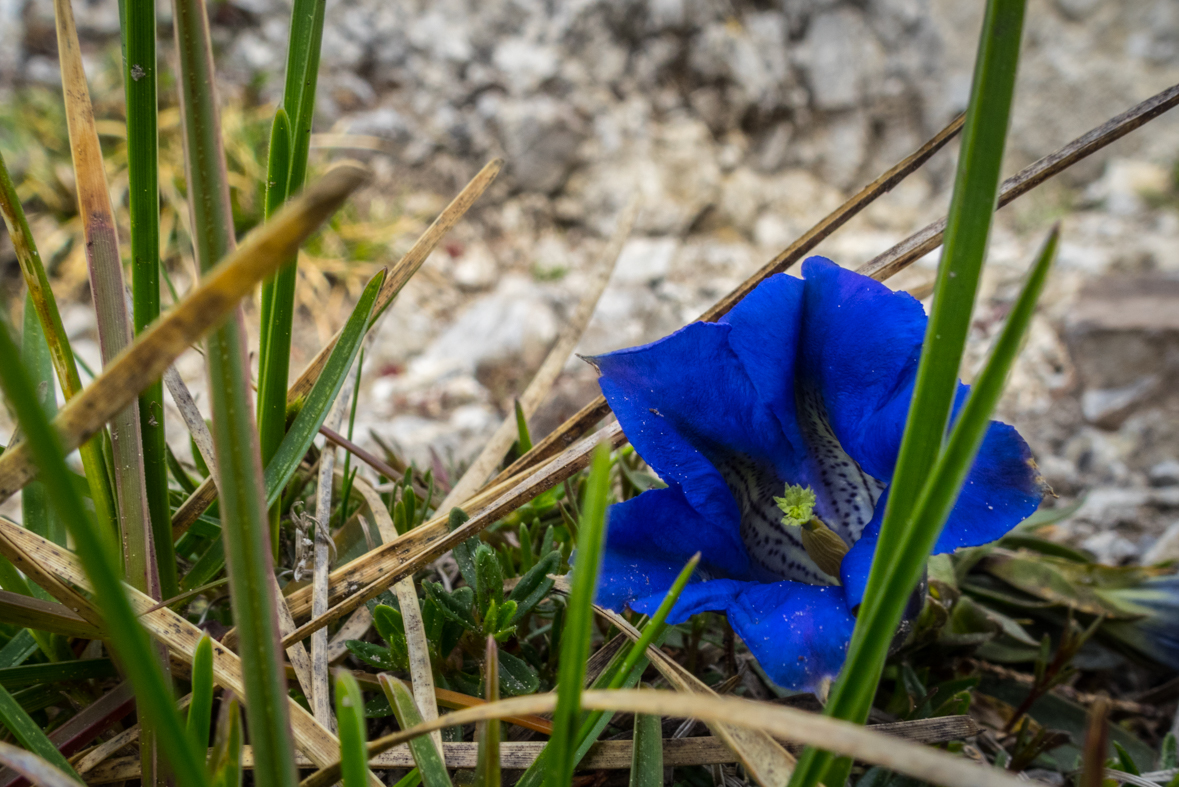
87 738 740 781
289 157 504 403
163 366 217 475
170 158 503 535
437 197 638 512
53 0 157 595
281 423 626 641
310 379 355 728
0 518 381 787
593 605 795 786
0 164 370 505
0 588 102 638
298 689 1027 787
857 82 1179 281
87 739 735 782
491 113 965 485
0 740 85 787
343 470 442 752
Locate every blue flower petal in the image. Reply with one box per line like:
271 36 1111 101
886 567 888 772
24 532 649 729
633 578 855 692
718 273 807 456
840 420 1043 608
593 321 797 574
798 257 927 482
596 486 753 609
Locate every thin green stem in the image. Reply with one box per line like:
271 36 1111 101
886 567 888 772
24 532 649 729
172 0 299 782
119 0 175 601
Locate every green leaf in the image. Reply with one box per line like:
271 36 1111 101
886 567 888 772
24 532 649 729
447 508 477 587
0 682 82 781
335 671 369 787
345 641 403 672
496 650 539 697
509 551 558 622
187 634 215 755
629 711 663 787
789 3 1032 782
421 583 477 630
0 659 117 688
1113 742 1139 776
380 675 454 787
546 443 612 787
265 270 385 509
493 601 517 640
372 605 410 667
474 543 504 617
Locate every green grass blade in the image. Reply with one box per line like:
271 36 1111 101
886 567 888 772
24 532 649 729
0 682 82 781
475 636 500 787
0 147 118 560
546 442 612 787
187 634 214 757
21 291 62 548
336 671 369 787
0 312 206 787
257 107 293 556
209 696 243 787
788 2 1028 786
264 270 385 508
118 0 174 601
173 0 300 777
379 675 453 787
629 710 663 787
513 400 532 455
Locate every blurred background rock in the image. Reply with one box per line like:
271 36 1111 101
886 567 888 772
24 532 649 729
1 0 1178 564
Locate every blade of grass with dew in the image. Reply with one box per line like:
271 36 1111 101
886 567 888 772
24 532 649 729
787 3 1027 786
379 676 453 787
336 671 368 787
630 708 663 787
187 634 214 759
0 310 206 787
117 0 173 601
476 637 500 787
173 0 299 778
546 442 612 787
54 0 160 599
0 152 118 557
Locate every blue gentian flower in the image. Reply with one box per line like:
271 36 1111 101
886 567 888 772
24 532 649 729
590 257 1044 692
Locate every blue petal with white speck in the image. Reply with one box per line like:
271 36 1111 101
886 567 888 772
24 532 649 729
590 257 1044 692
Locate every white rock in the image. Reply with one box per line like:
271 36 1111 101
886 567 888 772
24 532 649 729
1080 530 1140 565
452 244 499 291
403 274 558 386
611 237 679 286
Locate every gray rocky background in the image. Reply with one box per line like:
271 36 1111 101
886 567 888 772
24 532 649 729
2 0 1179 563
